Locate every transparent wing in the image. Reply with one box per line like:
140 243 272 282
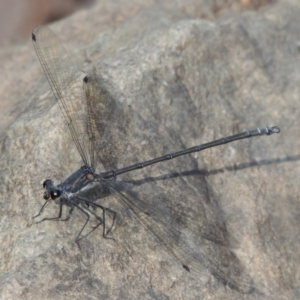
83 98 257 293
103 174 254 294
83 73 122 169
32 26 256 293
32 25 90 166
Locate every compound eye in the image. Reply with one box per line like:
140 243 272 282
50 190 61 200
43 193 50 200
43 179 52 189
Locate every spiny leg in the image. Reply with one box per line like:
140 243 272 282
34 201 74 224
70 203 91 244
77 196 117 239
79 203 104 239
33 201 49 219
34 197 77 224
46 206 75 222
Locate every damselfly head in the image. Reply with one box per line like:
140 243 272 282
43 179 61 201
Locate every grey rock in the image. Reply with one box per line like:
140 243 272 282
0 0 299 299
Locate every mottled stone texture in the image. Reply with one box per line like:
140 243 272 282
0 1 299 299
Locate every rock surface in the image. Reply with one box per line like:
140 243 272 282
0 0 299 299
